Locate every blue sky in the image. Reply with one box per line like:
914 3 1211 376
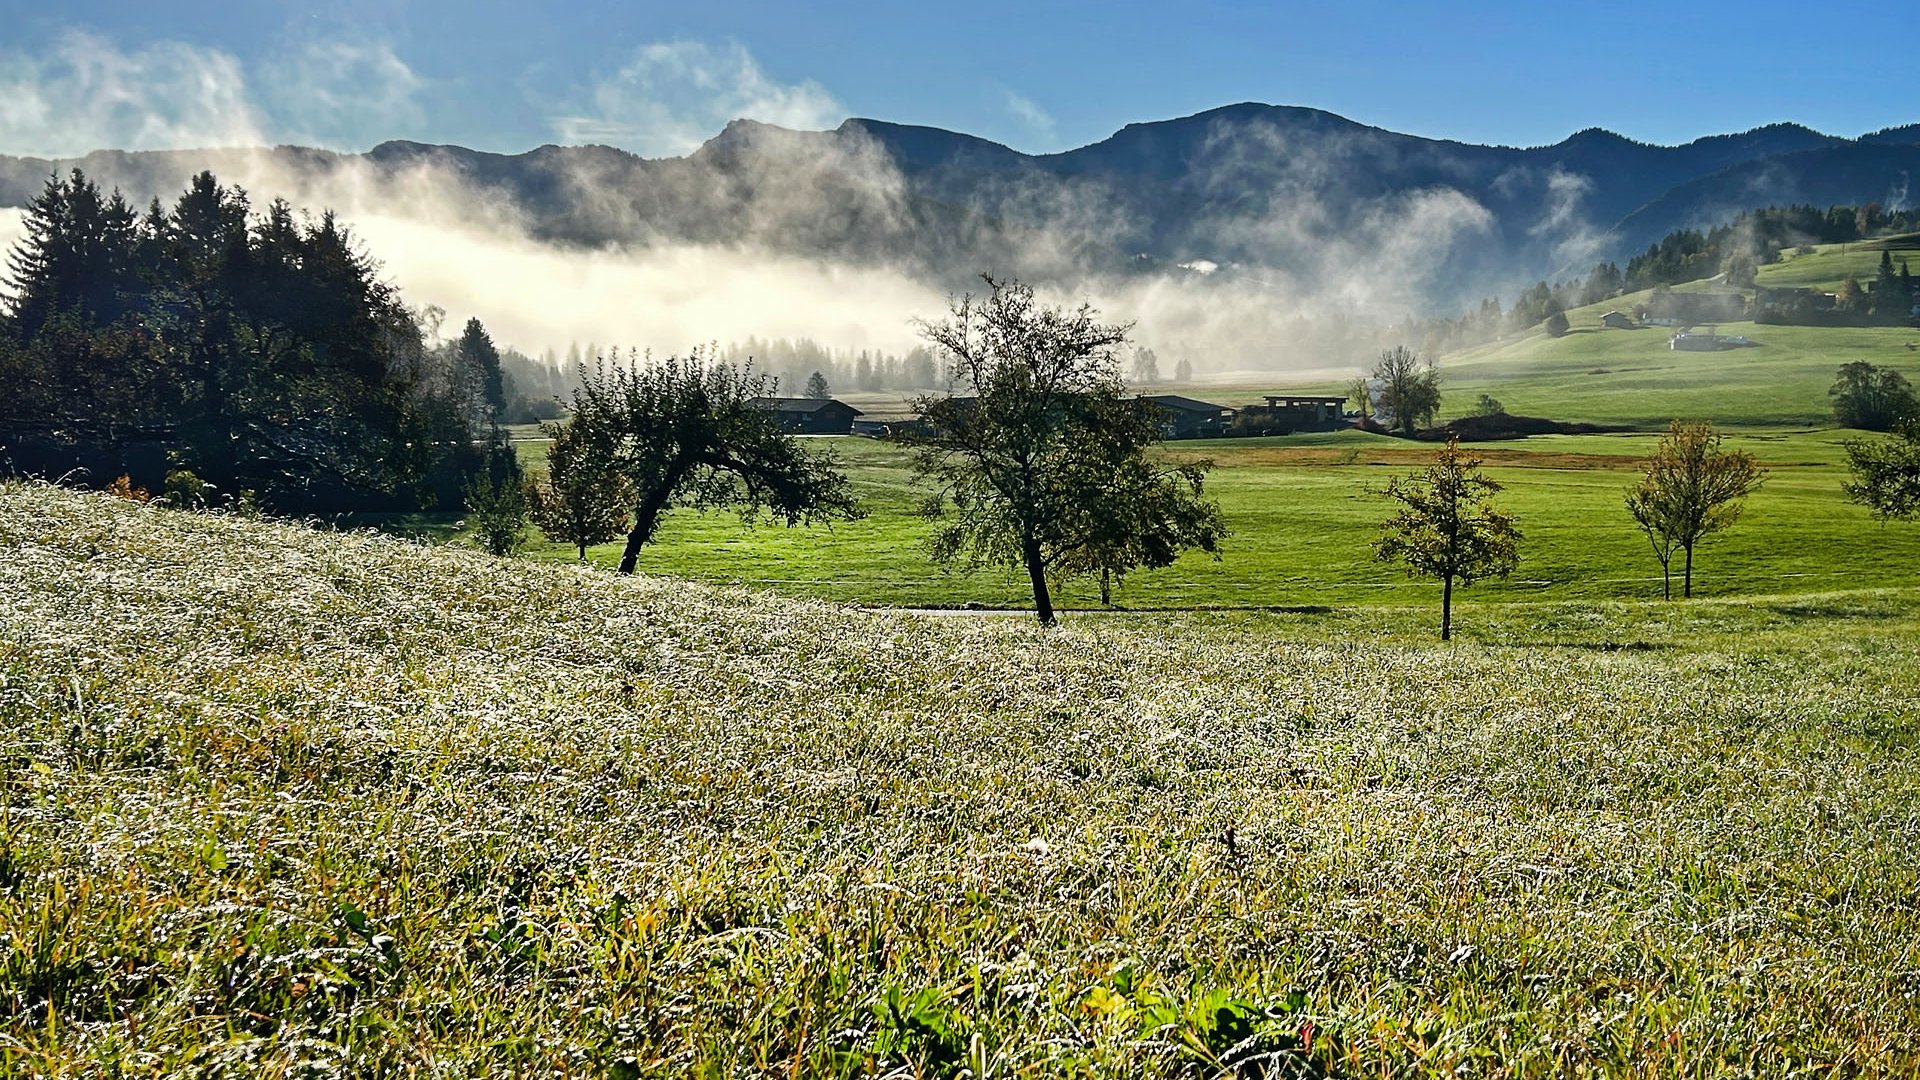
1 0 1908 158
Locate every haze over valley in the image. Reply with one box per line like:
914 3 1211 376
6 99 1916 370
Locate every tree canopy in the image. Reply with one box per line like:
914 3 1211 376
1373 436 1520 640
0 168 489 511
1843 420 1920 521
563 351 861 574
1625 421 1765 599
905 276 1224 623
1372 346 1441 436
1830 361 1917 432
525 416 634 560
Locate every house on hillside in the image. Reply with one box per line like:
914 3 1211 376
749 397 862 434
1600 310 1635 329
1141 394 1233 439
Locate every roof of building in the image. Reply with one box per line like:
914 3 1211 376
749 397 863 415
1262 394 1348 405
1141 394 1231 413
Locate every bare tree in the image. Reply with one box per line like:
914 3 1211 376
1372 346 1441 436
1625 421 1765 599
1345 376 1373 426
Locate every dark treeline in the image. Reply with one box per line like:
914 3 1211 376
0 168 514 511
1411 203 1920 355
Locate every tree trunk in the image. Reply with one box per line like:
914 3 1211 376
1441 573 1453 641
1022 537 1055 625
1099 567 1111 606
1682 544 1694 599
577 542 587 562
616 480 677 575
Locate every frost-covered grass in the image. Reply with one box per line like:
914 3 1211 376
5 482 1920 1076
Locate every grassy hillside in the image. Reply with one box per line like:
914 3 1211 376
6 483 1920 1074
1754 233 1920 292
499 431 1915 611
1439 307 1916 429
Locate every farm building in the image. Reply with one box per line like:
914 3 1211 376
1251 394 1348 432
1669 330 1753 351
749 397 863 434
1141 394 1233 439
1600 311 1635 329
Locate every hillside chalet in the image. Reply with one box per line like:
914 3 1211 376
1600 311 1635 329
1141 394 1233 439
749 397 863 434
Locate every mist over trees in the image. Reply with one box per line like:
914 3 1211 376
720 337 943 397
0 168 501 511
1403 201 1920 358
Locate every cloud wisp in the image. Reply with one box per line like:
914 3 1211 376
0 31 433 158
1002 90 1058 148
550 40 846 156
0 31 265 158
264 40 429 151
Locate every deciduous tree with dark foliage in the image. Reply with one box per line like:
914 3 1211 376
1374 437 1520 640
1843 420 1920 521
1625 421 1765 599
1052 425 1226 607
564 350 860 574
905 277 1224 624
1830 361 1917 431
525 416 634 560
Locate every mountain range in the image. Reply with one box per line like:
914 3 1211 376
4 103 1916 310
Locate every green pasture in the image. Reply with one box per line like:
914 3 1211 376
504 429 1916 614
467 274 1920 616
1439 317 1917 429
1754 232 1920 292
